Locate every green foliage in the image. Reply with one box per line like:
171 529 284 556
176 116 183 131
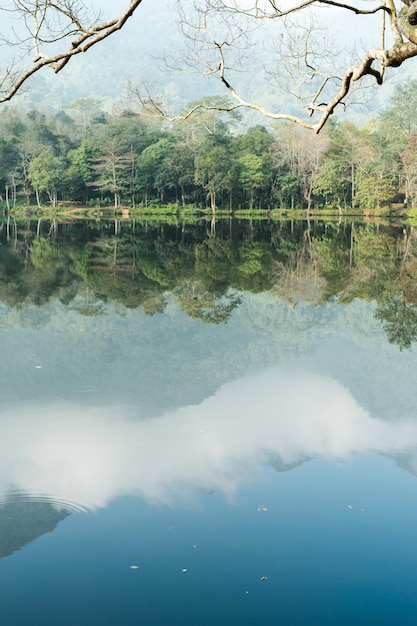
0 217 416 349
313 158 348 204
375 297 417 350
238 153 272 208
234 125 274 156
0 78 416 211
30 238 64 272
28 155 68 206
0 138 20 186
70 141 97 184
355 177 396 210
194 133 235 209
379 79 417 139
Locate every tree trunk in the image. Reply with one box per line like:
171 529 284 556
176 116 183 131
210 191 216 215
35 187 41 208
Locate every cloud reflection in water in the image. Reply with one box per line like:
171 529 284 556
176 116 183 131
1 367 416 511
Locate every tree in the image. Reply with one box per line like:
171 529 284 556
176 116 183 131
0 138 20 208
401 131 417 205
66 99 105 134
194 132 235 212
313 123 370 209
377 79 417 204
135 0 417 133
152 141 196 206
2 1 417 135
272 124 328 210
355 176 396 210
93 114 163 207
379 79 417 138
238 154 271 209
28 154 68 207
90 139 135 208
69 139 98 202
234 126 274 208
375 297 417 350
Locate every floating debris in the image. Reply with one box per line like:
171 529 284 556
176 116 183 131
260 576 268 581
257 504 268 512
347 505 352 510
35 365 43 369
129 565 139 570
182 568 187 573
192 545 198 549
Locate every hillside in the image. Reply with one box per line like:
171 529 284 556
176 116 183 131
1 0 406 128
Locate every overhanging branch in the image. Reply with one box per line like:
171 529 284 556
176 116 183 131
0 0 144 103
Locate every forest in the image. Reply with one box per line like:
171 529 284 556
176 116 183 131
1 79 417 215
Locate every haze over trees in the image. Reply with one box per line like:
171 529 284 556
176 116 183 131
1 1 417 133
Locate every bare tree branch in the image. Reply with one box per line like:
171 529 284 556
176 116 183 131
130 0 417 133
0 0 144 103
208 0 390 18
1 0 417 136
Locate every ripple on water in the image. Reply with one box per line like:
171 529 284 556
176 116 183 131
0 490 91 514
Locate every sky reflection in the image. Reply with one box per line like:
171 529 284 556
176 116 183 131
1 366 417 511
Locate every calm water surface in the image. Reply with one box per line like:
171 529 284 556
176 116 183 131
1 218 417 625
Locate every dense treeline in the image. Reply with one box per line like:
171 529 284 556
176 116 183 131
1 81 417 212
1 217 417 348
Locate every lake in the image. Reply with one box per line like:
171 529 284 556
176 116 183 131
1 217 417 625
